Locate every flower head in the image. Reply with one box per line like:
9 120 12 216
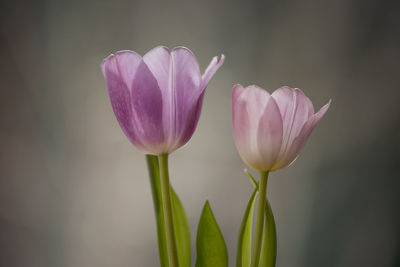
101 46 225 155
232 85 331 171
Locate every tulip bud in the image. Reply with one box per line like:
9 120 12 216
101 46 225 155
232 85 331 171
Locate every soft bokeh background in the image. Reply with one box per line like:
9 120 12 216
1 0 399 266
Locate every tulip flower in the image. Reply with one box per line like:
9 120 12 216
101 46 224 267
232 84 331 172
101 46 225 155
232 84 330 267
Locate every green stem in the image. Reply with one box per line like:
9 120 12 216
158 153 180 267
251 171 269 267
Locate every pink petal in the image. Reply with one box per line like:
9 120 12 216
233 88 255 169
256 97 283 170
233 85 273 170
272 86 314 161
271 99 331 170
202 54 225 87
232 84 246 105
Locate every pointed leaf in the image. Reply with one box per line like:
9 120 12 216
236 188 257 267
245 169 258 189
146 155 191 267
259 198 277 267
195 201 228 267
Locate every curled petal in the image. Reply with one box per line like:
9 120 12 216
272 99 331 170
202 54 225 87
272 87 314 161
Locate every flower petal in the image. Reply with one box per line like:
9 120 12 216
143 46 171 94
166 47 203 150
176 90 205 148
202 54 225 87
130 60 164 154
257 97 283 170
101 51 146 151
143 46 203 153
272 86 314 161
271 99 331 170
233 85 271 170
232 84 246 105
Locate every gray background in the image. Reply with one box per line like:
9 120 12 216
1 0 399 266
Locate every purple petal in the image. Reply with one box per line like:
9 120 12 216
168 47 204 151
101 51 164 154
101 51 146 151
176 90 205 148
202 54 225 87
272 99 331 170
130 60 164 154
143 46 171 95
143 46 203 152
170 47 203 128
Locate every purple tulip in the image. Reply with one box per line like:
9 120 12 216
101 46 225 155
232 85 331 171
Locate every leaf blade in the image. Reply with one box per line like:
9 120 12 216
171 188 191 267
195 201 228 267
259 198 277 267
236 188 258 267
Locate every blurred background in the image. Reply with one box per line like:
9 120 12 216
1 0 399 266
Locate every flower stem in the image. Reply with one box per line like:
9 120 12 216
158 153 179 267
251 170 269 267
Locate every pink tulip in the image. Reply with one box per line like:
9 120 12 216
101 46 225 155
232 85 331 171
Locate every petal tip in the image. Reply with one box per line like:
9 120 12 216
172 46 195 55
320 99 332 112
143 45 171 59
100 54 114 75
218 54 226 64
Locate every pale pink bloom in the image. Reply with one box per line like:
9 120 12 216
232 85 331 171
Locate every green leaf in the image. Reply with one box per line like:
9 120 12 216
146 155 191 267
244 169 258 189
259 198 277 267
236 188 257 267
171 187 191 267
195 201 228 267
